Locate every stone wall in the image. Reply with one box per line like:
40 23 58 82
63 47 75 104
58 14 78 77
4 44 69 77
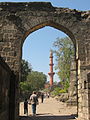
87 73 90 120
67 60 77 106
0 57 16 120
0 57 11 120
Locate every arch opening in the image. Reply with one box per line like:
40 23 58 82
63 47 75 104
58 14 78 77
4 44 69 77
19 22 78 118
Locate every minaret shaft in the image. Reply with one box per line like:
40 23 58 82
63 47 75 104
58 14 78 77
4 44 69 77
48 51 55 86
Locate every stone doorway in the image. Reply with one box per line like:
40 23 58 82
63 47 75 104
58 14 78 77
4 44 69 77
0 2 90 120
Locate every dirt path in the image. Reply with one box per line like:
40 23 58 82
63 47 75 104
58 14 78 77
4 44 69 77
19 97 77 120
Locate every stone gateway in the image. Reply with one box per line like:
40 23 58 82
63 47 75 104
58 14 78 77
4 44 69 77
0 2 90 120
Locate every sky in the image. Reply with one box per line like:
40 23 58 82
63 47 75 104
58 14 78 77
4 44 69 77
1 0 90 82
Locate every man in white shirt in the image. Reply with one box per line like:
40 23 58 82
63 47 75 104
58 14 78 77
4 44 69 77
30 91 38 116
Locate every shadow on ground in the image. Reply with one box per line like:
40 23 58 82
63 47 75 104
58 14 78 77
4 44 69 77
19 114 77 120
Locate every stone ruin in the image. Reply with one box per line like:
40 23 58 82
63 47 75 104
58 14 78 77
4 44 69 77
0 2 90 120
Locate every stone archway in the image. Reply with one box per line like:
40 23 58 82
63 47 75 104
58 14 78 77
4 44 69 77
0 2 90 120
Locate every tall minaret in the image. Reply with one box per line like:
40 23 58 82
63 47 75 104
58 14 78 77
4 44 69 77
48 51 55 86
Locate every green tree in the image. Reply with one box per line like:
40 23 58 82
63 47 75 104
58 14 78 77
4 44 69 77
53 37 74 91
21 59 32 82
27 71 47 91
20 71 47 98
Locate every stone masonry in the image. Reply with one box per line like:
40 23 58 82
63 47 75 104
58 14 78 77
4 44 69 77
0 2 90 120
0 57 11 120
0 57 16 120
67 60 77 106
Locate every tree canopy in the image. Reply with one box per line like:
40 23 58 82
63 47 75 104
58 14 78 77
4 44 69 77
53 37 74 91
27 71 47 91
21 59 32 82
20 70 47 96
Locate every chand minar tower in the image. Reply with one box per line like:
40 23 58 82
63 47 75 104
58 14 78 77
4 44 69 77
48 51 55 86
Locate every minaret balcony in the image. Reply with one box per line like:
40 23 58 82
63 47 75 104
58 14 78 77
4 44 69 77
48 72 55 75
49 63 54 66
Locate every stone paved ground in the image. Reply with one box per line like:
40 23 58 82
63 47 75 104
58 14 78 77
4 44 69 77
19 97 77 120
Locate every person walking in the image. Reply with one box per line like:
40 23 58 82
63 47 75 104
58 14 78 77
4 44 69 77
24 98 28 116
30 91 38 116
47 93 50 98
41 92 44 103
